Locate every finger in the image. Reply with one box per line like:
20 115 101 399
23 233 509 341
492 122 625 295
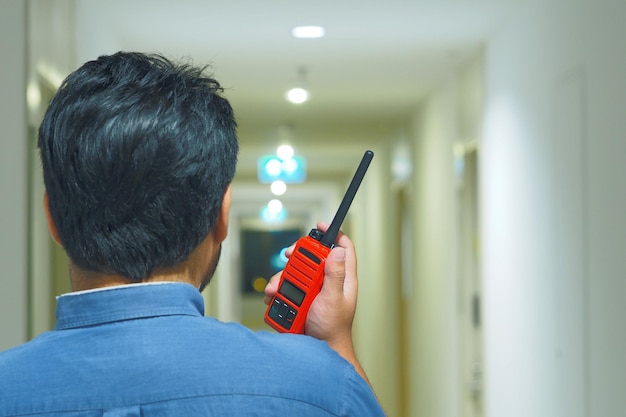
283 243 295 258
316 221 348 248
323 247 347 293
263 270 282 304
332 233 357 300
317 221 330 232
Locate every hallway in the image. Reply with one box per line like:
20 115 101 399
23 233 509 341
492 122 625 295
2 1 625 416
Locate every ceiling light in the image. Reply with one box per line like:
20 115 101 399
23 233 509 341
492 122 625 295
286 87 309 104
292 26 325 39
260 202 287 223
271 180 287 196
276 144 295 160
267 199 283 214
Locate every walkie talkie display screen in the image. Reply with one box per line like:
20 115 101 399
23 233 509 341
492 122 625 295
278 281 305 306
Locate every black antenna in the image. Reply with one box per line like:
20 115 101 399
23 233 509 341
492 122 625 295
320 150 374 247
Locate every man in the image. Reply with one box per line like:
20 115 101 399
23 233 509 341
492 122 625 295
0 52 384 416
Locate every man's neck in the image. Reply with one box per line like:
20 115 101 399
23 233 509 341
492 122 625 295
68 263 199 292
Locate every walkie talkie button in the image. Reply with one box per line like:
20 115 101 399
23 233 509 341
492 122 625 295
298 247 321 264
308 229 323 240
282 319 293 330
278 303 288 319
286 309 297 323
268 299 282 321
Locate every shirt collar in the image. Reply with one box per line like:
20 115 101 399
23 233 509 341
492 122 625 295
57 281 183 298
54 282 205 330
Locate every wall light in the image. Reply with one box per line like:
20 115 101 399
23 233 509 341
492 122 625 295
26 82 41 111
286 67 310 104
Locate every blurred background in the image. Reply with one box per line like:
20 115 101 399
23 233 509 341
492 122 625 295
1 0 625 416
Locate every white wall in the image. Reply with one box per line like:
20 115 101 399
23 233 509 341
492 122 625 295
409 69 460 417
406 48 486 417
0 1 28 351
351 144 400 417
482 1 626 416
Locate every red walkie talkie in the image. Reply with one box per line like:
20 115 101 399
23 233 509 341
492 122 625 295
264 150 374 333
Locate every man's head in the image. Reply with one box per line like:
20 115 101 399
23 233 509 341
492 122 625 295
38 52 238 284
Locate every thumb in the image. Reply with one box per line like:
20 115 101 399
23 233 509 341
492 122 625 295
324 247 346 292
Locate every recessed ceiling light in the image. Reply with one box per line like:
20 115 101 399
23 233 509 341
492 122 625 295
286 87 309 104
271 180 287 196
267 199 283 214
276 144 294 160
292 26 325 39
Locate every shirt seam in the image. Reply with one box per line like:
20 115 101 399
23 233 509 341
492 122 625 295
339 363 355 416
146 392 342 414
1 392 343 417
55 308 201 330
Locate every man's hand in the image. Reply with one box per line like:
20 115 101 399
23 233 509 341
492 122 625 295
302 223 357 347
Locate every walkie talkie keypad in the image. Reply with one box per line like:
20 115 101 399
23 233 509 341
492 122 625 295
268 298 297 330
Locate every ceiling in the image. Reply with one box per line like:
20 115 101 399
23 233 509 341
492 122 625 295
75 0 521 181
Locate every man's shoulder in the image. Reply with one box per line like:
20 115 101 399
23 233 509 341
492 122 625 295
255 329 347 367
0 332 59 398
0 331 55 364
204 320 351 374
0 322 385 417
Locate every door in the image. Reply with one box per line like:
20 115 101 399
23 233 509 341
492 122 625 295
456 145 484 417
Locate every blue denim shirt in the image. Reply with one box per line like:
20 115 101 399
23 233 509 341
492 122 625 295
0 283 384 416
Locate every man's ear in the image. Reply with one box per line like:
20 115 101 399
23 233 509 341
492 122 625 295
213 184 232 243
43 193 63 246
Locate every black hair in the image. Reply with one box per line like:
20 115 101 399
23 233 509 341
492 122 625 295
38 52 238 281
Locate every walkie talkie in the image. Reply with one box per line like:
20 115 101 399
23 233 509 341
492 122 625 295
264 150 374 334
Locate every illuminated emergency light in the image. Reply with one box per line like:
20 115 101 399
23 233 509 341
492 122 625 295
257 155 306 183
